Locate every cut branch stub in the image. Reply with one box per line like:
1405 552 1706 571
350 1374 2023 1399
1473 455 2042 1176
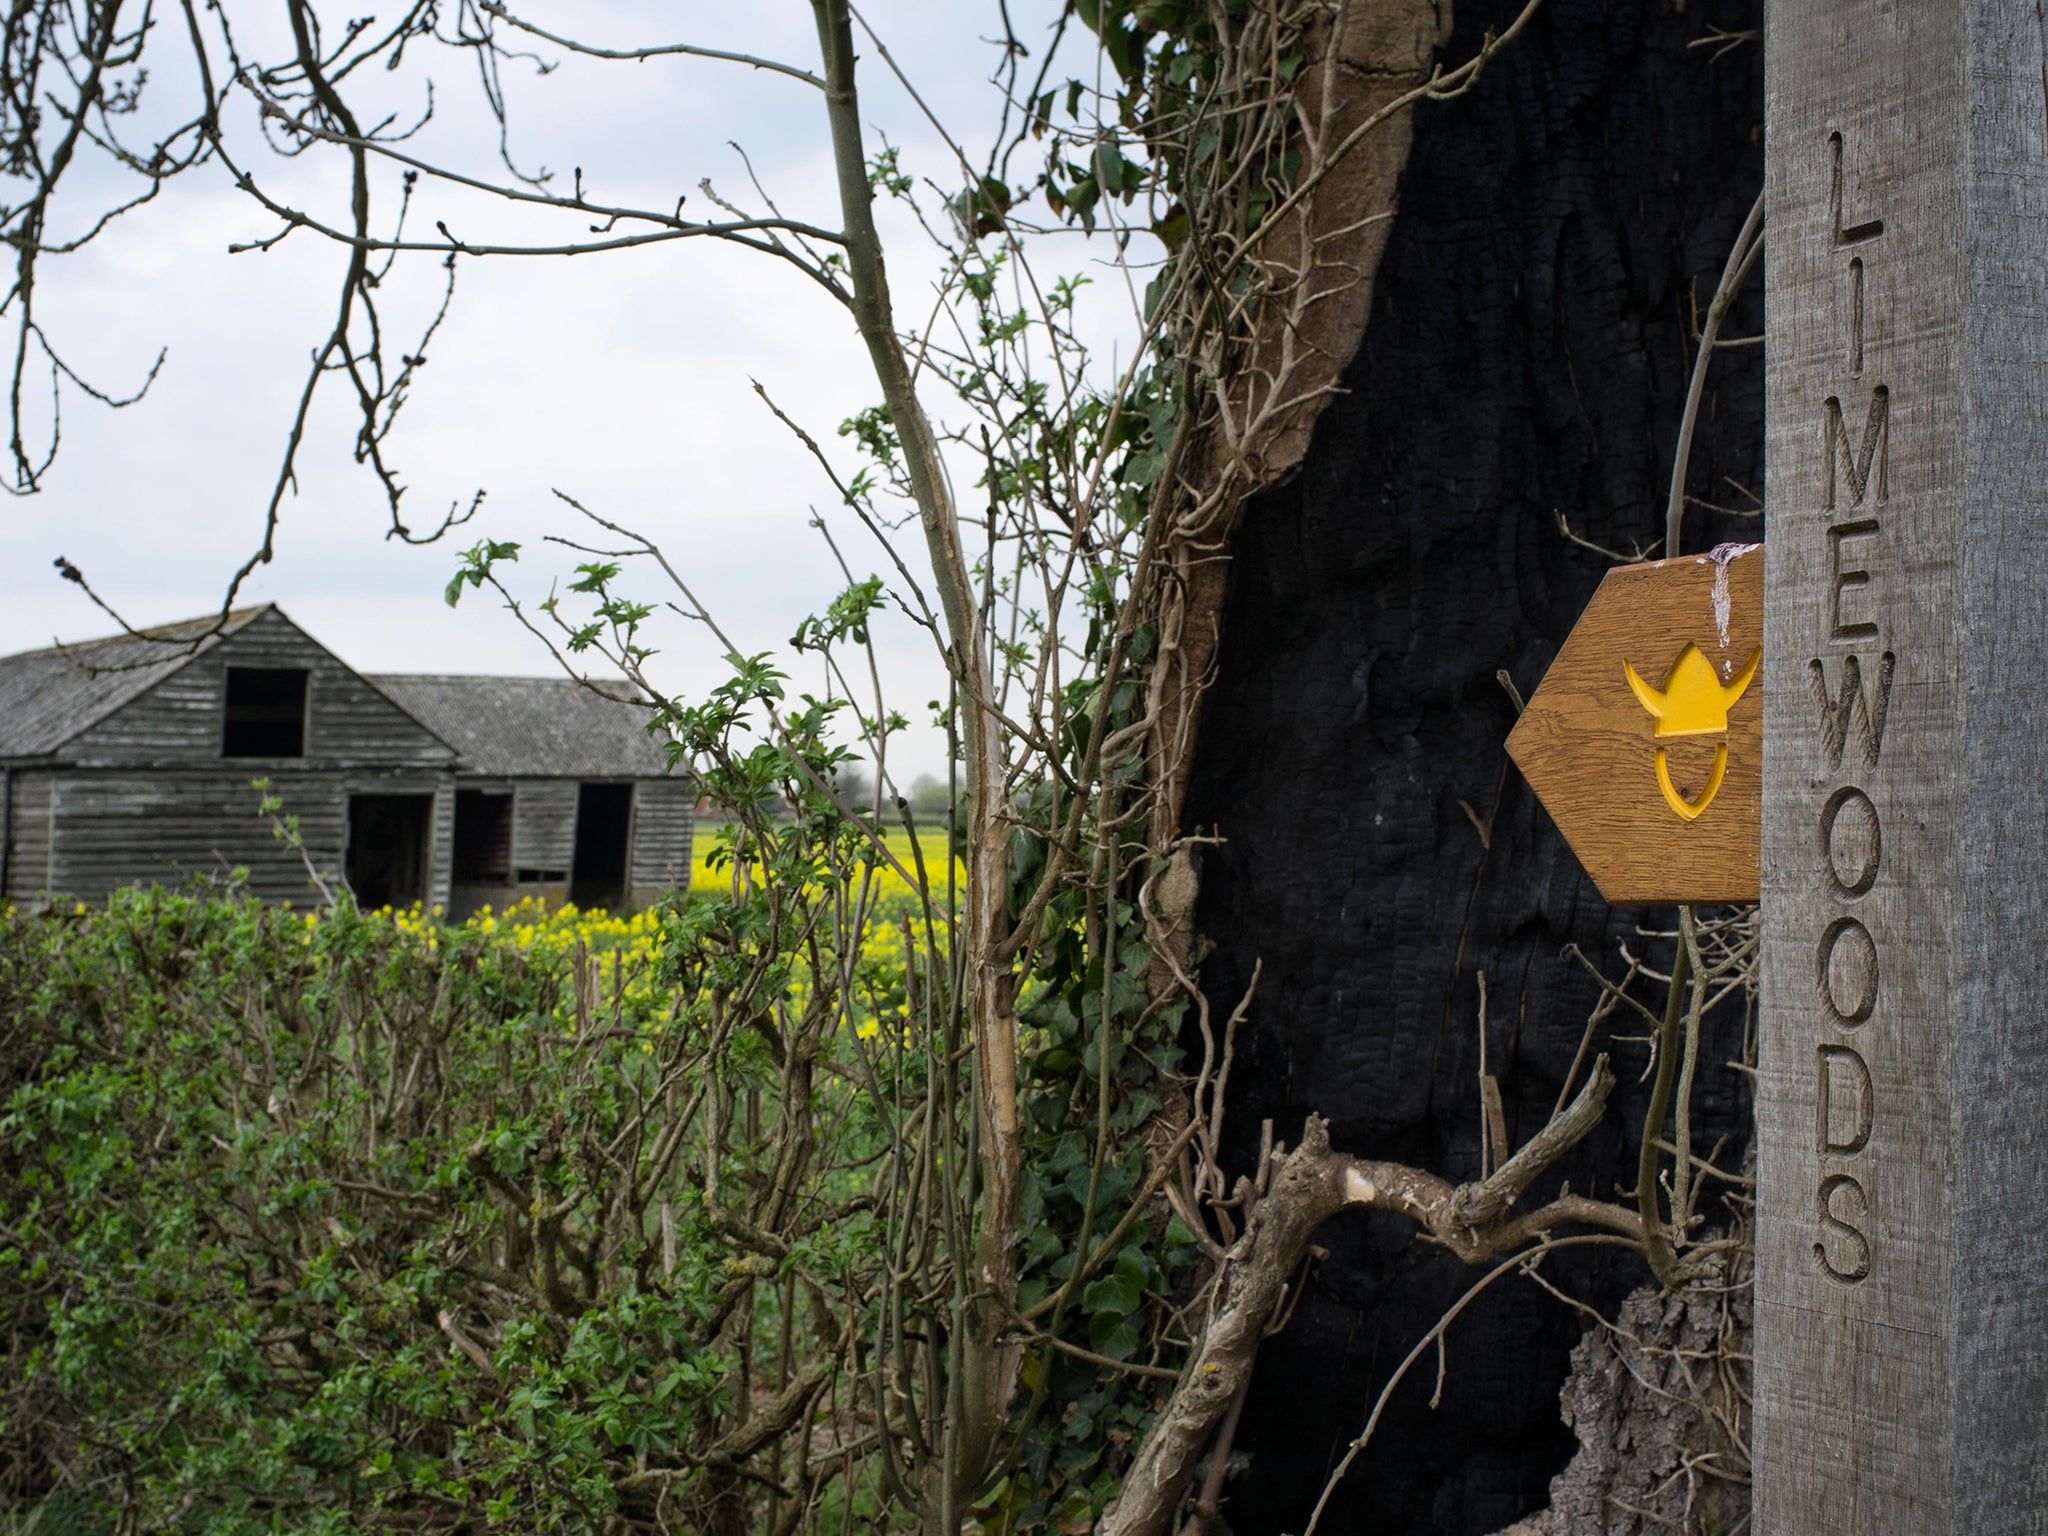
1447 1054 1614 1229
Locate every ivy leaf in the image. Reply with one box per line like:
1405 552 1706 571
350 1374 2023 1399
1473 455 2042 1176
1088 1312 1142 1360
1081 1253 1148 1318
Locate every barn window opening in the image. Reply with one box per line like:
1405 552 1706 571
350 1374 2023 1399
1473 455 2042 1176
346 794 431 910
222 667 309 758
569 782 632 911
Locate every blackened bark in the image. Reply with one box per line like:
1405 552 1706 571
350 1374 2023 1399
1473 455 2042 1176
1181 4 1765 1533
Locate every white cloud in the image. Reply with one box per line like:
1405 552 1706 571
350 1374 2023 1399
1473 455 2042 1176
0 1 1137 786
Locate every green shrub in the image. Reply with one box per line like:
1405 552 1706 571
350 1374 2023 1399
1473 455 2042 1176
1 795 1195 1536
0 884 858 1534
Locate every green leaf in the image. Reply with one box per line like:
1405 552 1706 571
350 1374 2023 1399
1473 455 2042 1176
1081 1261 1143 1318
1087 1314 1141 1361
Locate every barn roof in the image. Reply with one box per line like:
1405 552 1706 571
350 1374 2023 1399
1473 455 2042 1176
0 606 674 778
0 607 269 760
367 674 673 779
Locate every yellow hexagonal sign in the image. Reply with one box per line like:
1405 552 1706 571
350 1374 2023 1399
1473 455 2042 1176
1506 543 1762 904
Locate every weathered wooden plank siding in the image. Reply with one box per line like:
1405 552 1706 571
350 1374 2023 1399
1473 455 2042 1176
427 786 454 912
2 769 53 903
2 605 683 914
67 609 451 766
512 780 578 872
1757 2 2048 1529
629 777 694 899
51 769 350 903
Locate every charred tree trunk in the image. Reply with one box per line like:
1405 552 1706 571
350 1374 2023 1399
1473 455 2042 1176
1179 3 1766 1532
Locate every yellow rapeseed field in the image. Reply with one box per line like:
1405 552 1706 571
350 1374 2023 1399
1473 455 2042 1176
341 822 957 1044
684 823 958 1042
686 822 957 901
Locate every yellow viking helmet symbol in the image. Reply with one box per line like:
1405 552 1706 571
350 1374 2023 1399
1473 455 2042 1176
1622 643 1761 821
1624 643 1760 737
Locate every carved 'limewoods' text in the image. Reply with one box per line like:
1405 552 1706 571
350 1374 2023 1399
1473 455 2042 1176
1826 518 1883 640
1820 786 1882 898
1817 1172 1873 1283
1809 652 1895 772
1809 130 1891 1288
1829 131 1886 247
1818 1044 1874 1156
1817 916 1879 1028
1824 387 1890 511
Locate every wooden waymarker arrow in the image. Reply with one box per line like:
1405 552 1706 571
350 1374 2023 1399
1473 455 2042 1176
1505 544 1762 905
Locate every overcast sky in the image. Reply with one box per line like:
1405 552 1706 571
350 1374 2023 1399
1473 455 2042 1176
0 2 1132 786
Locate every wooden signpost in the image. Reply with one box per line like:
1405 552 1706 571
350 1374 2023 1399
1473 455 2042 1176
1510 12 2048 1520
1756 5 2048 1531
1506 545 1763 905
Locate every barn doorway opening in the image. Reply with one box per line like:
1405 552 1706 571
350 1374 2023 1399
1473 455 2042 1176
449 789 513 919
569 783 632 911
346 794 432 910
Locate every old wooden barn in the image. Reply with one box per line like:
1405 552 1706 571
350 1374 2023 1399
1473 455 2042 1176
0 606 693 915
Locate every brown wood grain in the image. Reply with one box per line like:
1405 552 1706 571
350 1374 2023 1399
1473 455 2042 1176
1506 547 1762 905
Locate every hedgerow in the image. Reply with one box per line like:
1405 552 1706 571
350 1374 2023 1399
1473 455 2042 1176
0 830 1190 1536
0 884 865 1533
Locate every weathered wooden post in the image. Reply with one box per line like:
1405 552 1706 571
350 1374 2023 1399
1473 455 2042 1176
1758 5 2048 1528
